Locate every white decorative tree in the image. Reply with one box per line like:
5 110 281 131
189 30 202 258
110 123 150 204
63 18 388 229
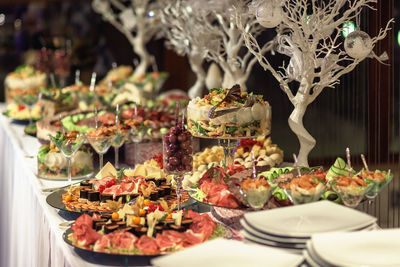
160 0 215 98
239 0 393 166
185 0 274 91
92 0 162 76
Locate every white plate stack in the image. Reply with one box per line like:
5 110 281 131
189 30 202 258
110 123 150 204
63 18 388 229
304 229 400 267
240 201 377 254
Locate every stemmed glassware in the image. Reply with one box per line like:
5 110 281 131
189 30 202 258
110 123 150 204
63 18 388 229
283 154 325 205
331 148 372 208
162 113 193 211
111 104 128 169
12 92 42 125
49 131 86 183
360 154 393 204
240 152 275 209
86 127 115 170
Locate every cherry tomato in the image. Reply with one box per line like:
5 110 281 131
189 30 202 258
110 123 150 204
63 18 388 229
139 209 146 216
132 216 141 225
111 212 119 220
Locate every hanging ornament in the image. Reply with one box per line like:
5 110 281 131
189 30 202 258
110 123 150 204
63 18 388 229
344 30 373 59
205 63 222 89
254 0 282 28
119 8 136 31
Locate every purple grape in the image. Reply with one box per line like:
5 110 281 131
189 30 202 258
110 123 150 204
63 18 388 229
177 134 186 142
169 143 178 151
163 133 170 141
185 165 193 172
180 141 191 150
185 147 193 154
169 156 180 166
169 135 177 143
175 150 184 158
182 155 192 165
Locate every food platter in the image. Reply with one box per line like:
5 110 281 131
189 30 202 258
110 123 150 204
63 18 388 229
63 228 159 266
38 172 94 181
62 206 227 265
47 186 196 214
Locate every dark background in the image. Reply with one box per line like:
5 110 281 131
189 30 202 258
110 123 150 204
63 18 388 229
0 1 399 165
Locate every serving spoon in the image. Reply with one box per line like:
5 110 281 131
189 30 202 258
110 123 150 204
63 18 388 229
208 85 257 119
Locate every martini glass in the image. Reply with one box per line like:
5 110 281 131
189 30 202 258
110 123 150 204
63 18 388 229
332 183 373 208
111 128 128 170
13 92 42 125
86 130 115 170
49 132 86 183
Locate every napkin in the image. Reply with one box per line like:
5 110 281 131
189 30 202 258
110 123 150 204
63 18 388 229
151 239 304 267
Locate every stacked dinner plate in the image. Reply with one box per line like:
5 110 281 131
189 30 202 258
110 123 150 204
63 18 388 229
304 229 400 267
240 201 377 254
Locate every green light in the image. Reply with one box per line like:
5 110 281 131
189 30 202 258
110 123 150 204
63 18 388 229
398 30 400 46
342 21 356 38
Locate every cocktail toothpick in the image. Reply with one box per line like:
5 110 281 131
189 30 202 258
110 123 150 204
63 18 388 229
293 153 301 177
89 72 97 92
108 80 113 92
50 73 56 88
251 150 257 179
59 114 64 133
112 62 117 70
115 104 119 127
151 56 158 72
94 107 98 129
133 103 138 120
346 147 352 176
75 69 80 85
175 102 181 126
361 154 370 173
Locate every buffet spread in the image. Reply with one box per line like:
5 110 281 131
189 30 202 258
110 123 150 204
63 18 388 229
1 59 394 266
1 0 396 266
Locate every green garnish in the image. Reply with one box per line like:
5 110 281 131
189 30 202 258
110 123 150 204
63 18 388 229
225 126 238 134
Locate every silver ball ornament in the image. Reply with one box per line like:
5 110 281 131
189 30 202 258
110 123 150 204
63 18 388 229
344 30 373 59
256 1 282 28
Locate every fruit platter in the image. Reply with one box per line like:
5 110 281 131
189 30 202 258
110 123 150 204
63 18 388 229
46 162 193 214
63 197 226 264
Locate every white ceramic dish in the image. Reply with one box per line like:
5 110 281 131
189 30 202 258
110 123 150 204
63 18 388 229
241 219 308 244
303 249 322 267
312 229 400 267
244 201 376 238
240 230 306 249
151 239 304 267
306 240 334 267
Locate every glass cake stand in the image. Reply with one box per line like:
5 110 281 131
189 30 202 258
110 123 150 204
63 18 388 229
190 134 265 169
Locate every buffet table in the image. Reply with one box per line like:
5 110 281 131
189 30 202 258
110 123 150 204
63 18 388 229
0 106 118 267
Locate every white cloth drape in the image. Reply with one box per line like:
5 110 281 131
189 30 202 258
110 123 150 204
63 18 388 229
0 108 98 267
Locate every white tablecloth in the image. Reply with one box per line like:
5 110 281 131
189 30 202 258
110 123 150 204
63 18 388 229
0 109 102 267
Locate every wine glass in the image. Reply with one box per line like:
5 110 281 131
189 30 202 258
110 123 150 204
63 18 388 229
111 128 128 170
13 92 42 125
48 131 86 183
163 123 193 211
86 128 115 170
